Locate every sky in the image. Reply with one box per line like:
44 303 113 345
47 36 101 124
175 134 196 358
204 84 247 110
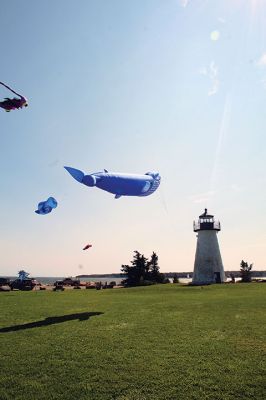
1 0 266 277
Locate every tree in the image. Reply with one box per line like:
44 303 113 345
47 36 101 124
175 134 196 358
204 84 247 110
240 260 253 282
147 252 165 283
18 270 29 281
121 251 148 286
121 251 164 286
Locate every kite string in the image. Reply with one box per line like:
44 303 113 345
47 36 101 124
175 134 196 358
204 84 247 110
158 183 168 215
207 1 259 204
208 92 232 202
0 81 22 98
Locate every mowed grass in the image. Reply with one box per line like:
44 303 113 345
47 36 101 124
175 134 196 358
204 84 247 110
0 284 265 400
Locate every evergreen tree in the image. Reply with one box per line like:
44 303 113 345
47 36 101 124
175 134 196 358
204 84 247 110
121 251 164 286
147 252 165 283
240 260 253 282
121 251 148 286
18 270 29 281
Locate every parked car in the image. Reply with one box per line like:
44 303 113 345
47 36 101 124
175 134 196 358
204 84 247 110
0 278 11 287
86 283 96 289
10 279 36 291
60 278 80 286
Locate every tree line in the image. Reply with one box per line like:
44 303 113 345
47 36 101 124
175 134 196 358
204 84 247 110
121 251 167 286
121 252 255 286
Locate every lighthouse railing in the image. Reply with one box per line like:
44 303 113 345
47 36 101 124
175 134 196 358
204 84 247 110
193 220 221 231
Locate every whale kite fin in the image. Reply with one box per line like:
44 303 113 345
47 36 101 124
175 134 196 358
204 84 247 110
64 166 84 183
115 194 121 199
104 169 108 173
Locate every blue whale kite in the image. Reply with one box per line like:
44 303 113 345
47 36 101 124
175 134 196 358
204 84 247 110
64 167 161 199
35 197 58 215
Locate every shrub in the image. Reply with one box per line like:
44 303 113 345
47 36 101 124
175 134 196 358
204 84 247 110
240 260 253 283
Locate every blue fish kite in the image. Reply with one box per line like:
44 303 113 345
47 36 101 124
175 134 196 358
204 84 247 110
35 197 58 215
64 167 161 199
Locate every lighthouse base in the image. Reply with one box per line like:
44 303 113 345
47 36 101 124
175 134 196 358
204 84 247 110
192 230 225 285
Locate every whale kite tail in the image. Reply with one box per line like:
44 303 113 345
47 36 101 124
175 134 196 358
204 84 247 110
64 166 98 187
64 166 85 183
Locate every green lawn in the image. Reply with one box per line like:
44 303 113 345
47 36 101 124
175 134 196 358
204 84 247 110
0 284 265 400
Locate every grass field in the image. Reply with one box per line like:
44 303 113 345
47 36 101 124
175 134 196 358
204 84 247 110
0 284 265 400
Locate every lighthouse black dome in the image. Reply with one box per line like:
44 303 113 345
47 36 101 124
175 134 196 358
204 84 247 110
199 208 214 219
193 209 220 232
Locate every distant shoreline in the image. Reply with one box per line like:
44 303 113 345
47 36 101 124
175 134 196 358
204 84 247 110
76 270 266 279
1 270 266 281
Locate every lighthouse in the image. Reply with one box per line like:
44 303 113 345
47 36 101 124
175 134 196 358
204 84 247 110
192 209 225 285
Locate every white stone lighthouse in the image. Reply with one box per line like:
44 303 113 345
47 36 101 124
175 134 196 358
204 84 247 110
192 209 225 285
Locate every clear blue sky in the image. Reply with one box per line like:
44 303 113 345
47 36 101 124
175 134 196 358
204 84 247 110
1 0 266 276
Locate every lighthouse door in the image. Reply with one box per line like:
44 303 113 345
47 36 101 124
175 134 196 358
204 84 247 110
214 272 221 283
